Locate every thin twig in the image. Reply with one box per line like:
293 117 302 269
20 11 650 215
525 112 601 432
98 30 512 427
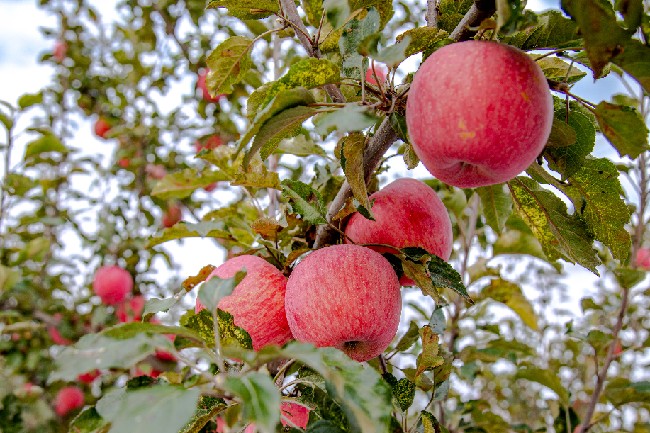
449 0 496 42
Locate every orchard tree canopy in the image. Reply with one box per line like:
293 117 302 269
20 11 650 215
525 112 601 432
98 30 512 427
1 0 650 432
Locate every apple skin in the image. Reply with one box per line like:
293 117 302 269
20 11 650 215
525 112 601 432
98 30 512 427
636 248 650 269
117 158 130 168
116 296 145 323
195 255 293 350
285 244 401 362
195 135 223 153
93 265 133 305
281 402 310 429
365 64 387 86
345 177 452 255
54 386 84 417
162 203 183 228
94 118 111 139
406 41 553 188
53 40 67 62
48 325 72 346
77 370 101 384
197 69 225 102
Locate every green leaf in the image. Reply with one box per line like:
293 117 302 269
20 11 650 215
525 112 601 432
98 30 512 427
206 36 253 95
69 407 106 433
0 265 19 293
51 331 176 381
206 0 279 18
555 158 631 263
476 184 512 234
4 173 36 196
546 117 578 149
143 295 183 317
339 8 380 80
480 279 538 330
536 57 587 83
223 373 281 433
368 36 411 68
429 306 446 334
604 378 650 406
501 10 581 49
394 321 420 352
508 176 600 273
96 385 201 433
417 411 449 433
337 133 370 211
274 136 327 157
396 27 450 59
493 217 552 264
151 169 229 200
427 254 471 302
612 38 650 93
0 111 12 131
315 104 380 135
17 92 43 110
437 0 474 33
281 179 328 224
233 159 282 189
614 267 645 289
350 0 394 28
416 326 444 379
24 133 68 158
515 366 570 405
246 106 319 165
544 97 597 180
324 0 351 29
179 396 226 433
147 221 233 248
391 378 415 411
594 101 650 159
239 88 316 155
198 271 246 312
307 420 347 433
181 309 253 350
302 0 324 26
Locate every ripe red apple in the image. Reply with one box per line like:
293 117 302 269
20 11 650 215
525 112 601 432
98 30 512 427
53 386 84 416
406 41 553 188
116 296 145 323
77 370 101 384
117 158 130 168
285 244 401 362
365 63 387 86
636 248 650 269
281 401 310 429
195 255 292 350
162 203 183 228
345 177 452 260
155 334 177 362
48 325 72 346
53 40 67 62
145 163 167 179
215 418 256 433
93 265 133 305
197 69 225 102
94 118 111 139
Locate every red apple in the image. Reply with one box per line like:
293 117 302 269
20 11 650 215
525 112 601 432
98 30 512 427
117 158 130 168
406 41 553 188
195 255 292 350
195 135 223 153
215 418 256 433
116 296 145 323
77 370 101 384
204 182 217 192
197 69 225 102
48 325 72 346
365 63 387 86
145 163 167 179
94 118 111 139
345 178 453 285
636 248 650 269
53 40 67 62
93 265 133 305
281 401 310 429
53 386 84 416
285 244 401 362
162 203 183 228
134 367 162 378
155 334 177 362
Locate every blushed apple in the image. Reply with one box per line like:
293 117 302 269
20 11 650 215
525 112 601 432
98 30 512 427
77 370 101 384
197 69 225 103
116 295 145 323
117 158 130 168
93 265 133 305
94 118 111 139
53 40 67 62
406 41 553 188
155 334 177 362
195 255 292 350
636 247 650 269
285 244 401 362
145 163 166 179
162 203 182 228
281 401 310 429
195 135 223 153
48 325 72 346
53 386 84 416
365 63 387 86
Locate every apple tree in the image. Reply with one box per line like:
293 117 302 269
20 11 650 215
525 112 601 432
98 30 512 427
1 0 650 432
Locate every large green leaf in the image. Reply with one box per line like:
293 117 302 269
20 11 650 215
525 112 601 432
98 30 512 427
147 221 233 248
179 396 226 433
337 133 370 211
508 176 600 273
198 272 245 312
207 0 279 19
604 378 650 406
281 179 328 224
24 133 68 158
151 169 229 200
594 101 650 159
476 184 512 234
339 8 380 80
181 309 253 350
223 373 280 433
96 386 201 433
480 279 538 330
502 10 581 49
350 0 394 28
396 27 449 59
536 57 587 83
206 36 253 95
315 104 380 135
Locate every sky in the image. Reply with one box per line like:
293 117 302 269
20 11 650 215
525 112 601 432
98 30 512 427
0 0 634 319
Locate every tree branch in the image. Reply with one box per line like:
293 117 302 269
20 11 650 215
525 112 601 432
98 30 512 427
449 0 496 41
426 0 439 28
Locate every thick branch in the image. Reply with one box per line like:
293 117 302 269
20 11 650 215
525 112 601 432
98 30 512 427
426 0 438 28
576 286 631 433
449 0 496 41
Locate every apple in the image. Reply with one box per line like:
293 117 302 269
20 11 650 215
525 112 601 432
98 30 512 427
53 386 84 416
195 135 223 153
204 182 217 192
93 265 133 305
195 255 293 350
155 334 177 362
365 63 387 86
215 418 256 433
48 325 72 346
116 296 145 322
406 41 553 188
162 203 183 228
344 178 453 269
285 244 401 362
94 118 111 139
281 401 310 429
134 367 162 378
53 40 67 62
197 69 225 102
77 370 101 384
117 158 130 168
636 247 650 269
145 163 167 179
